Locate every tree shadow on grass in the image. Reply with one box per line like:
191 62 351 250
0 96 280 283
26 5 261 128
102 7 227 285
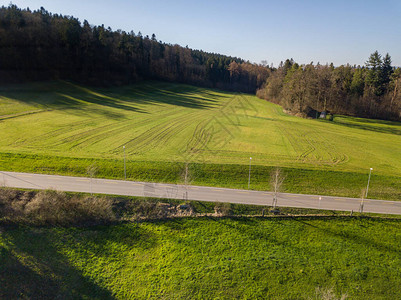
139 88 218 109
0 226 115 299
291 217 401 256
333 117 401 136
207 216 401 259
0 81 226 119
59 223 158 260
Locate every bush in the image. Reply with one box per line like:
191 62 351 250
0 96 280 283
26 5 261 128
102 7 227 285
127 199 196 220
214 202 233 216
176 202 195 217
132 200 172 219
0 188 34 220
25 190 115 226
0 188 198 225
79 196 115 224
25 190 69 225
0 188 115 226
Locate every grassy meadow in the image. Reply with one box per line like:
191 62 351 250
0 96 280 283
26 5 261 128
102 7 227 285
1 217 401 299
0 81 400 199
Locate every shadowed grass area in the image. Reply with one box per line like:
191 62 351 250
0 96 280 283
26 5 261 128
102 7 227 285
332 116 401 135
0 81 400 199
0 227 115 299
1 217 401 299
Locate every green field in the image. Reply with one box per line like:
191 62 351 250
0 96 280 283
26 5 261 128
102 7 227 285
1 217 401 299
0 81 400 199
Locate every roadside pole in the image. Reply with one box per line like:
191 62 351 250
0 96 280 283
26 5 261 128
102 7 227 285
248 157 252 189
365 168 373 199
123 146 126 180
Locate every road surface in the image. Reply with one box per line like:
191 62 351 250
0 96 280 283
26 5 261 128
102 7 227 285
1 171 400 215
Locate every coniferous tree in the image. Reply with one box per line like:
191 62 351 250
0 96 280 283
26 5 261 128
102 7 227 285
365 51 384 96
381 53 393 90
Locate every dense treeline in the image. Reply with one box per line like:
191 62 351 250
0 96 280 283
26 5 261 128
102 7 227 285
1 5 400 121
257 54 401 120
0 5 270 92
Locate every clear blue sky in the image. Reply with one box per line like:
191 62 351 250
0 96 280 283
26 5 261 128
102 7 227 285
4 0 401 67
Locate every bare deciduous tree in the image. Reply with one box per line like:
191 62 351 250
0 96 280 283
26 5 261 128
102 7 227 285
181 162 192 201
359 188 366 213
87 163 98 196
270 168 285 209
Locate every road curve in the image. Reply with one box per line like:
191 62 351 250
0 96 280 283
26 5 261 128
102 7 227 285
1 171 400 215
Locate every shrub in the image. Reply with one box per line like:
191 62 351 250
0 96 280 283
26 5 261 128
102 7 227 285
176 202 195 217
25 190 70 225
0 188 34 220
214 202 233 216
78 196 115 224
132 200 172 219
0 189 115 226
24 190 115 226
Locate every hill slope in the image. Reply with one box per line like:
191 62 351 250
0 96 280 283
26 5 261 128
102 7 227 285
0 81 400 199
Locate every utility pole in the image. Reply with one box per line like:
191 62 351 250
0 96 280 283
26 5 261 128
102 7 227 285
123 146 126 180
184 163 189 201
248 157 252 189
365 168 373 199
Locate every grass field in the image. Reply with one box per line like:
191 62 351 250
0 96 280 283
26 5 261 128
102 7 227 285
0 81 400 199
1 217 401 299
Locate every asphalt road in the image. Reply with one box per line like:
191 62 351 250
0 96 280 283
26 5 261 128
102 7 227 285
1 171 400 215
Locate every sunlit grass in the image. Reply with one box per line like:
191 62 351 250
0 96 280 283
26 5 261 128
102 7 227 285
0 81 400 199
1 217 401 299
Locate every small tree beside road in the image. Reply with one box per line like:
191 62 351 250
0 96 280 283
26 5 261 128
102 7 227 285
270 168 285 209
181 162 192 201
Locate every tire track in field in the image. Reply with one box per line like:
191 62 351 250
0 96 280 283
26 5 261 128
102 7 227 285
307 131 349 165
0 109 49 121
276 124 308 160
183 94 251 158
184 119 213 154
11 106 181 150
46 108 189 150
11 118 102 148
121 110 206 154
123 116 193 153
276 123 348 166
297 127 349 165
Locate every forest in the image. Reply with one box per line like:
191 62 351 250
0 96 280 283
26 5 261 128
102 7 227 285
0 5 269 93
256 55 401 120
0 5 400 120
